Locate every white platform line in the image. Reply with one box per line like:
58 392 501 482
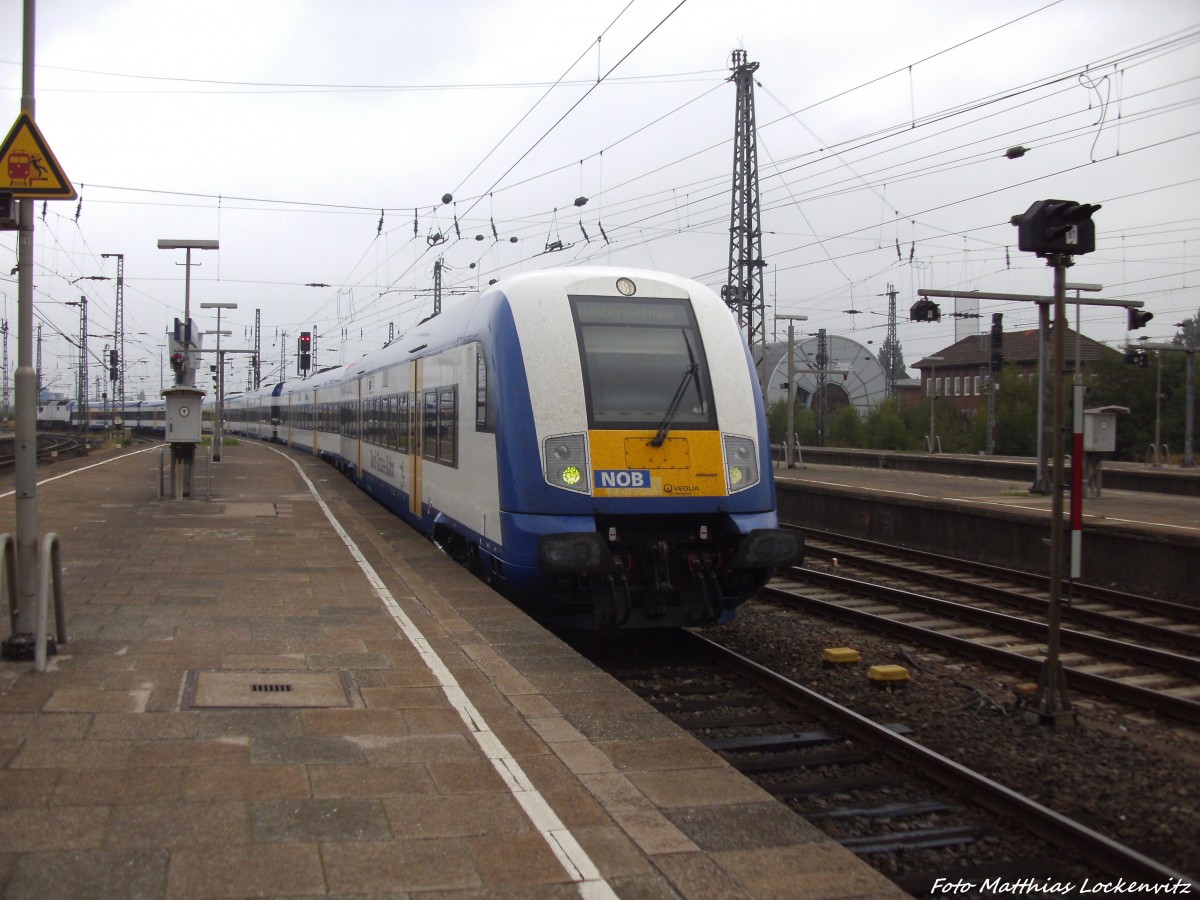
0 443 160 500
270 444 617 899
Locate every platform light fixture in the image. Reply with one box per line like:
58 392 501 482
157 239 219 385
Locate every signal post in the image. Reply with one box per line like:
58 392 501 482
918 201 1152 728
1 0 77 663
1010 199 1103 728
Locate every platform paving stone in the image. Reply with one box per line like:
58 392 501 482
105 800 250 849
247 733 367 765
251 797 393 842
4 849 170 900
0 442 912 898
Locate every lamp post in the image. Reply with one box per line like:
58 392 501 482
201 302 237 462
157 239 218 386
777 315 808 467
926 356 944 454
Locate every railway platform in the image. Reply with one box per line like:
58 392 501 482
776 460 1200 604
0 440 906 899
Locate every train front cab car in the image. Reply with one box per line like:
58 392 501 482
490 270 802 630
252 268 800 631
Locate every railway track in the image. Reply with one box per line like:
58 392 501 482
576 630 1194 896
0 434 84 475
770 531 1200 726
797 528 1200 634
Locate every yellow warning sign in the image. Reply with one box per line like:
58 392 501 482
0 112 76 199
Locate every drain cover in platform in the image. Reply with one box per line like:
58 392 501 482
183 670 353 709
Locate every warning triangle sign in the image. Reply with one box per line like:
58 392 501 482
0 112 76 199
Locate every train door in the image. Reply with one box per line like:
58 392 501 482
311 389 319 455
356 376 363 476
409 359 422 518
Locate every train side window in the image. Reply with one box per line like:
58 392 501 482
475 348 491 433
396 393 409 453
410 391 418 454
422 390 438 462
439 386 457 467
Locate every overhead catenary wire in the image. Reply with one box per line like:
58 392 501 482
6 15 1197 373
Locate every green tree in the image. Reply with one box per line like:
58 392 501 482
828 405 865 447
766 398 787 444
1085 344 1193 461
1173 306 1199 349
865 398 918 451
992 367 1039 456
767 398 816 447
877 335 908 386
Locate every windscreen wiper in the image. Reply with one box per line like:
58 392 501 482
650 330 701 447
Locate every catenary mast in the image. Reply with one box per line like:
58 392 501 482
724 49 767 396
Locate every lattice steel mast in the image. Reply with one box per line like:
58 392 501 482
101 253 124 416
724 49 767 395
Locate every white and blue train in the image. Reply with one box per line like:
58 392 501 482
37 398 167 433
227 267 801 629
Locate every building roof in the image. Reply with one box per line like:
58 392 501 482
913 327 1118 369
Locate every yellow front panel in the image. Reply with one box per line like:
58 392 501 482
590 430 726 497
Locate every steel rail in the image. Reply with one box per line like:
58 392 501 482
790 566 1200 679
764 575 1200 725
788 524 1200 626
685 629 1198 890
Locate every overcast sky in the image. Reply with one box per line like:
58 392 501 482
2 0 1198 400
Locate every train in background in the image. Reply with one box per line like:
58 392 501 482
228 268 801 629
36 398 168 433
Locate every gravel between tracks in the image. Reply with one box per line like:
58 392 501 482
699 596 1200 880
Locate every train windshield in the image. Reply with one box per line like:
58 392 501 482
570 295 717 430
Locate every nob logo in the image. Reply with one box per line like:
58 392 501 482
595 469 649 489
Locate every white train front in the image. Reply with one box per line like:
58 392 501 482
227 268 802 629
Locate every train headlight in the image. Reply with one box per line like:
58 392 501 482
544 433 590 493
722 434 759 493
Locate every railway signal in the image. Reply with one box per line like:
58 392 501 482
1124 348 1149 368
1128 308 1154 330
989 313 1004 373
1007 198 1103 728
1011 199 1100 258
909 298 941 322
299 331 312 373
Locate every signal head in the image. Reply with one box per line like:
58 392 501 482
1012 199 1100 258
1127 308 1153 330
909 298 941 322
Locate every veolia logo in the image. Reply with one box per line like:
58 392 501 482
594 469 650 489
